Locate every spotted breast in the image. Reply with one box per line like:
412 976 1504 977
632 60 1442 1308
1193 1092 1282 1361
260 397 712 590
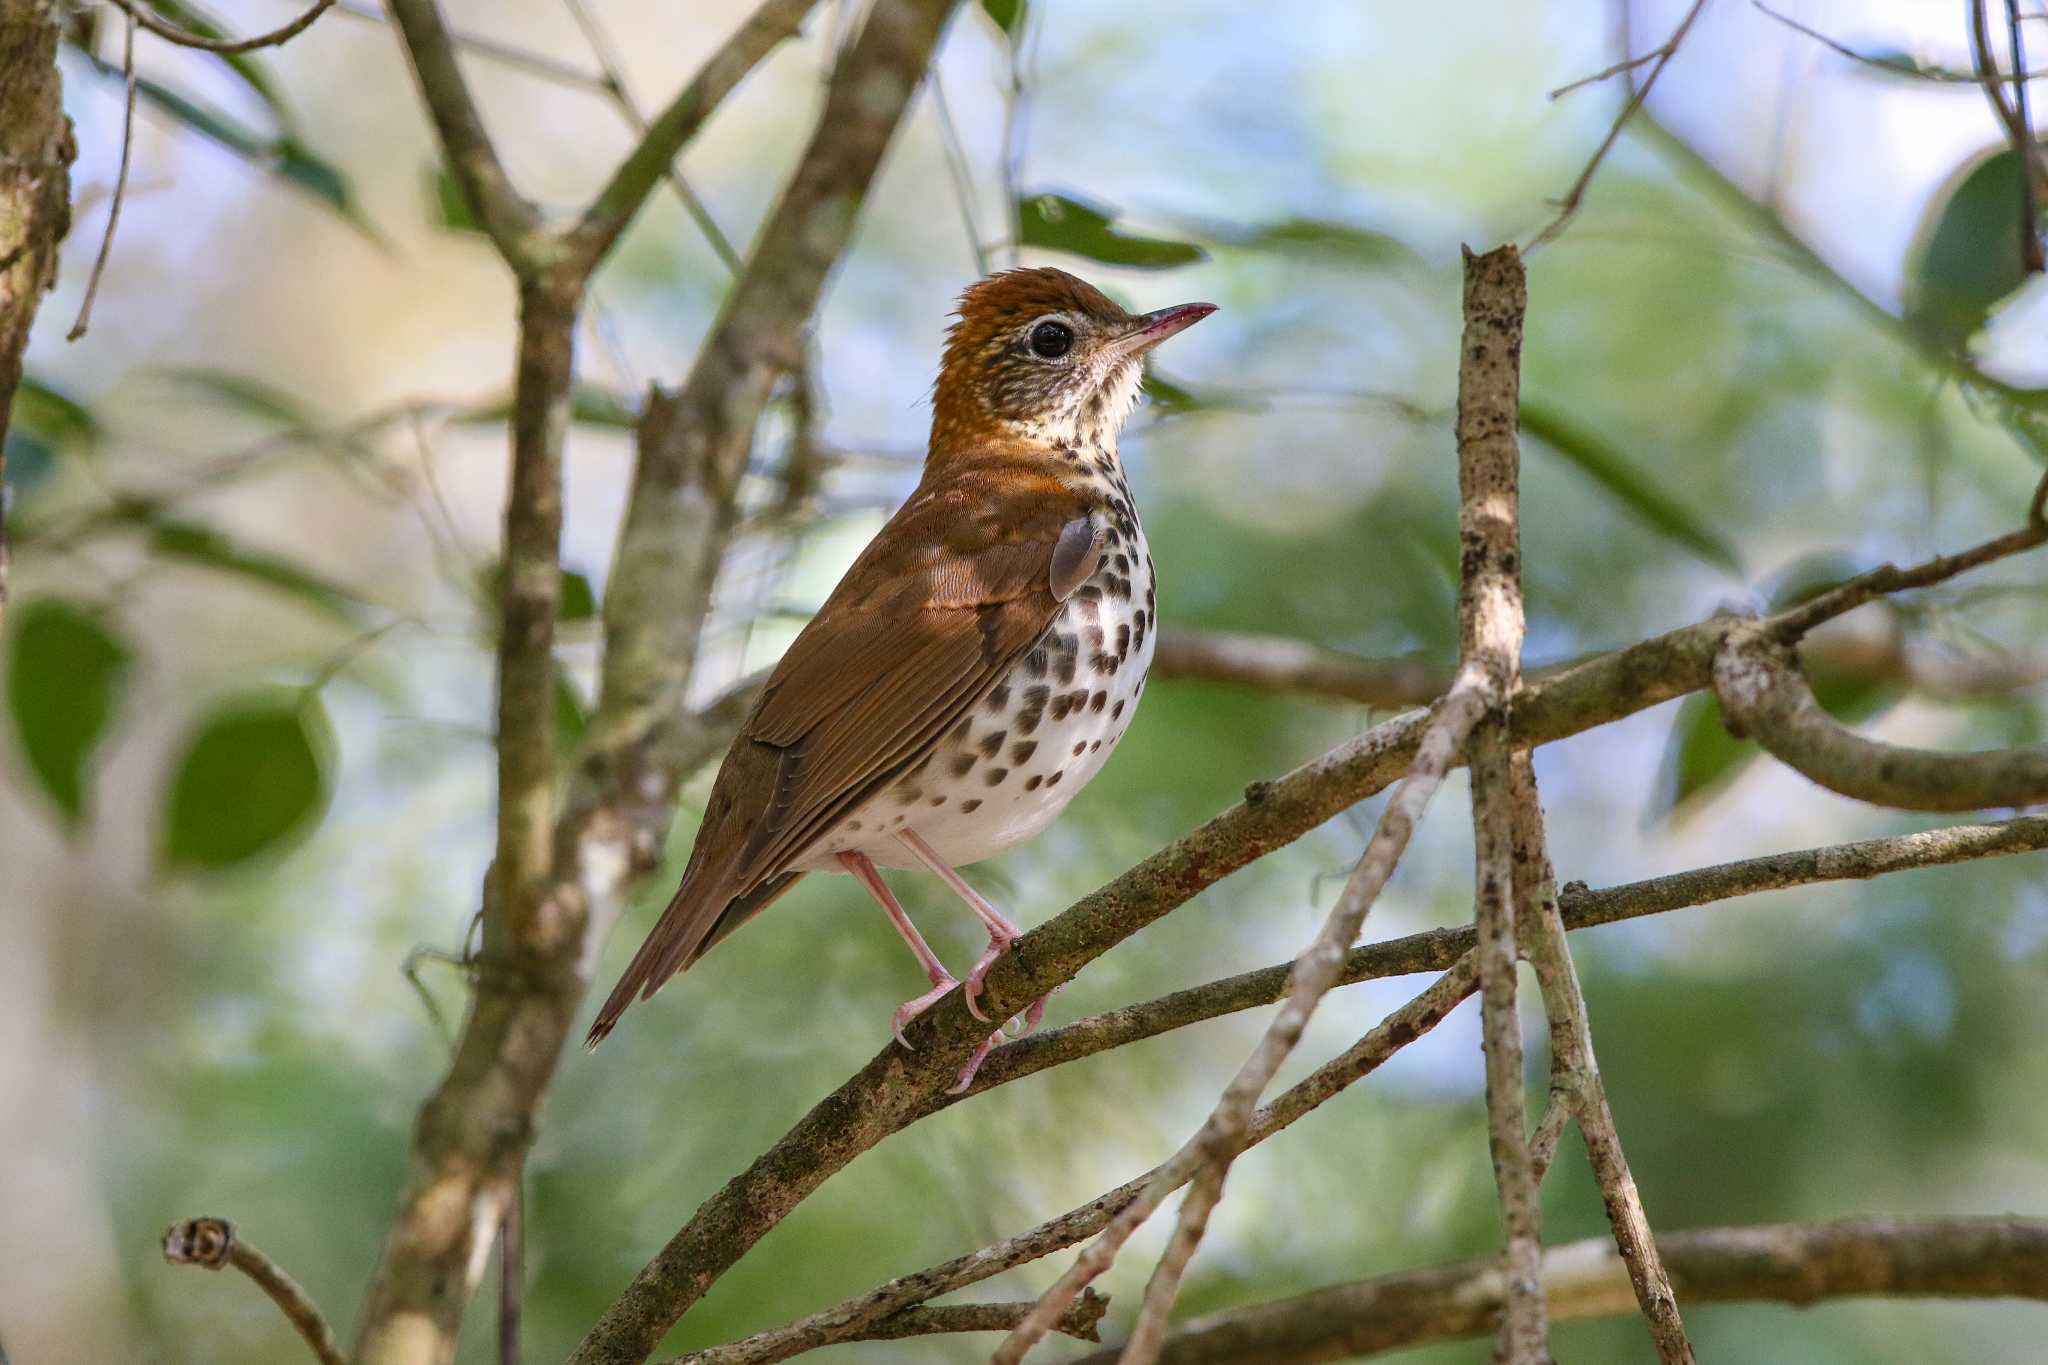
799 453 1154 873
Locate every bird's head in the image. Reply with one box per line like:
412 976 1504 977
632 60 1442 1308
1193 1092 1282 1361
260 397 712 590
929 267 1215 454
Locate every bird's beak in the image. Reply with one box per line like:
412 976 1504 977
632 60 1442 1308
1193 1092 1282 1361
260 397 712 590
1112 301 1217 358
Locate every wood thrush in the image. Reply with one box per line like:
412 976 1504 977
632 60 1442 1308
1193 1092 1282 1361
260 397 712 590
588 268 1214 1089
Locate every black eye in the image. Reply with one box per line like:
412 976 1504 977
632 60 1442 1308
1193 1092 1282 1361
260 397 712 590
1029 320 1073 359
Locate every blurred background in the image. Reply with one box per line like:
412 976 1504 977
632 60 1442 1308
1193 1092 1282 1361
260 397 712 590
5 0 2048 1360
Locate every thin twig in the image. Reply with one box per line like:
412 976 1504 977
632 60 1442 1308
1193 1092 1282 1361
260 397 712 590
1510 756 1693 1362
162 1218 345 1365
1072 1217 2048 1364
666 1292 1111 1362
572 485 2048 1365
558 0 747 273
1529 0 1711 249
681 811 2048 1365
327 0 609 89
499 1183 524 1365
1548 48 1664 100
110 0 334 54
67 7 136 343
2009 0 2042 271
1972 0 2048 270
928 70 990 273
1752 1 2048 83
386 0 546 272
1007 247 1537 1365
566 0 820 273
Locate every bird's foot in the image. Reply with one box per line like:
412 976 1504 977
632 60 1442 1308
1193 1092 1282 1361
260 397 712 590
962 928 1018 1023
949 1028 1004 1094
890 974 962 1050
1002 992 1052 1039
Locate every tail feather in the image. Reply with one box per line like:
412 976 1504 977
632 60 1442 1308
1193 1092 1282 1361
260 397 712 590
583 870 807 1050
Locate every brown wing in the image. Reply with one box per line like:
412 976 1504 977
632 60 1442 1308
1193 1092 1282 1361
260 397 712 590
586 462 1092 1045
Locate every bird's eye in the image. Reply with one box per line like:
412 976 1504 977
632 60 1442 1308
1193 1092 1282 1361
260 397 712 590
1029 320 1074 359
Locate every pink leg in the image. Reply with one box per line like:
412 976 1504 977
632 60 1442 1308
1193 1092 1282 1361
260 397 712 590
838 851 958 1049
894 830 1024 1021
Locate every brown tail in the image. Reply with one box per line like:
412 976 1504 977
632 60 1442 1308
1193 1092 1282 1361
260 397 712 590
584 871 804 1049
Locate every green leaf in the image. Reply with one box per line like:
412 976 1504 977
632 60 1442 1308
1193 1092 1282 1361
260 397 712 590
1520 399 1743 575
559 569 597 622
6 599 133 828
1906 147 2041 350
160 694 333 873
142 516 368 622
1140 372 1207 414
980 0 1025 38
6 377 99 501
1756 549 1873 612
426 164 482 234
160 366 320 430
275 138 371 229
108 66 373 233
11 376 99 448
1212 217 1420 270
1017 191 1208 270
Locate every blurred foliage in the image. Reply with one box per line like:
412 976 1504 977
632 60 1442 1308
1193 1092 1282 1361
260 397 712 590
7 3 2048 1364
1907 147 2045 352
159 692 334 873
1017 190 1209 270
6 597 132 828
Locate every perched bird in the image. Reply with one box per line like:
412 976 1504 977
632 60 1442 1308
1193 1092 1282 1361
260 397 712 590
588 268 1214 1089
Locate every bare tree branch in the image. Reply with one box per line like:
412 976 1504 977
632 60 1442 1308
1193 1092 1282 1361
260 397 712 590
1447 243 1546 1362
107 0 334 54
385 0 547 273
1150 629 1447 708
559 482 2048 1365
1070 1217 2048 1364
163 1218 345 1365
0 0 75 621
563 0 818 274
1753 1 2048 84
666 1292 1111 1363
64 4 133 342
1509 755 1692 1362
676 962 1481 1365
672 811 2047 1365
1716 623 2048 811
1530 0 1710 247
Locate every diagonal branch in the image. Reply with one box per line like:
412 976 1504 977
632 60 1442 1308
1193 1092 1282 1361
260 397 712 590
566 472 2048 1365
672 961 1481 1365
665 810 2047 1364
386 0 547 274
562 0 819 274
1070 1217 2048 1364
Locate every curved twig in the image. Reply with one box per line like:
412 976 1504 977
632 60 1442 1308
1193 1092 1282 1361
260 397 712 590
1715 624 2048 811
108 0 335 55
162 1218 345 1365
